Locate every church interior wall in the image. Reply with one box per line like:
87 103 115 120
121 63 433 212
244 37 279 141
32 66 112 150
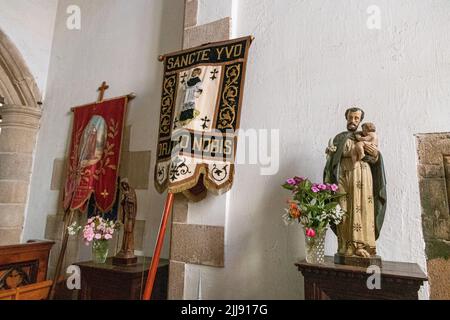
0 0 58 95
181 0 450 300
2 0 449 300
21 0 184 275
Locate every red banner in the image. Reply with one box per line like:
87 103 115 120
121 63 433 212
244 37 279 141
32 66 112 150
63 97 127 213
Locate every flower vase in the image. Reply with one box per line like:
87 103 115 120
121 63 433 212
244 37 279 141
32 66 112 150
304 228 326 264
92 239 109 264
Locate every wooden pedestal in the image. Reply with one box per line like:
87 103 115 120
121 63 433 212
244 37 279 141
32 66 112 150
112 255 138 266
74 256 168 300
296 256 427 300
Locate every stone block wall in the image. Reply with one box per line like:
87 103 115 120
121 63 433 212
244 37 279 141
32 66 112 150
416 133 450 299
167 0 229 300
0 29 42 245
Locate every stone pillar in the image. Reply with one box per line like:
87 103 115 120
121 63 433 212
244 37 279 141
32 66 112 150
0 104 41 245
167 0 229 300
416 133 450 299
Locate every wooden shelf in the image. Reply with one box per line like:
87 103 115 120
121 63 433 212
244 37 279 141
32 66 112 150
74 256 168 300
295 256 428 300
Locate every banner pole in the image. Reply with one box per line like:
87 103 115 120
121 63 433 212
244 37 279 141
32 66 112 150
142 192 175 300
48 209 75 299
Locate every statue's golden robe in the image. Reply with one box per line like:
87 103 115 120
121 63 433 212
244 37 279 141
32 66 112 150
337 139 376 255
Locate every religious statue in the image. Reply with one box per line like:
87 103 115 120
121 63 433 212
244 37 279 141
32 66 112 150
112 179 138 266
324 107 387 266
179 67 203 126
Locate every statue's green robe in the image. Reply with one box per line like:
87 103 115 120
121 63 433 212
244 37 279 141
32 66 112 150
324 131 387 240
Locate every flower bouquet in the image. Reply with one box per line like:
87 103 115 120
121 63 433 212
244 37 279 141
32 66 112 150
282 176 345 263
68 215 120 264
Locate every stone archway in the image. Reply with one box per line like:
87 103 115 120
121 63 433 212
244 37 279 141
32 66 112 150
0 29 42 245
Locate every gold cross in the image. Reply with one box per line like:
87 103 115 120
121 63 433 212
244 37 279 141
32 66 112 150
97 81 109 102
101 189 109 198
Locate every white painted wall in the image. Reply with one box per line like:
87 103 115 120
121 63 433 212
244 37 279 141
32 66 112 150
185 0 447 299
197 0 232 27
0 0 58 95
23 0 184 260
12 0 443 300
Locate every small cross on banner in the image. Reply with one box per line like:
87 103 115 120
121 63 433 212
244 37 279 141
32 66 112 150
97 81 109 102
101 189 109 198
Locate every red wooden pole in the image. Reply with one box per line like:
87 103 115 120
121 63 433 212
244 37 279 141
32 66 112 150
142 192 174 300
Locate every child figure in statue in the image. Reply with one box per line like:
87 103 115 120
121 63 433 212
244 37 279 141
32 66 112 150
353 122 378 163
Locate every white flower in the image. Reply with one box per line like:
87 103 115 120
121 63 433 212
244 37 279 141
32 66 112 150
329 204 346 225
67 222 81 236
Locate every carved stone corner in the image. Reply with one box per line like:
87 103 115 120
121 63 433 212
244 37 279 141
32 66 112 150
0 29 42 107
0 105 42 130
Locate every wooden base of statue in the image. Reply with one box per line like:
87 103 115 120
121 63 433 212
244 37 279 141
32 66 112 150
112 252 138 266
334 253 382 268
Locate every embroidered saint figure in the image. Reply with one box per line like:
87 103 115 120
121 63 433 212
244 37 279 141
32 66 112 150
79 115 107 168
85 127 97 160
179 68 203 126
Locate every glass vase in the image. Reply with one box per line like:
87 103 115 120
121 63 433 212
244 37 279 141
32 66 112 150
304 228 327 264
92 239 109 264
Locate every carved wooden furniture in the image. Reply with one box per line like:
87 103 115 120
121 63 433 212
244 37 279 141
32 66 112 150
74 256 169 300
0 240 54 290
16 280 53 300
0 280 53 300
296 256 428 300
0 288 15 300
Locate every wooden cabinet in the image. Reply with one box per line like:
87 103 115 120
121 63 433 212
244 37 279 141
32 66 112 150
0 240 54 290
296 257 428 300
75 256 168 300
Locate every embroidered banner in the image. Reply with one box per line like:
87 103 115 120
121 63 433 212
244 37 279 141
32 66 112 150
155 36 252 201
63 97 128 213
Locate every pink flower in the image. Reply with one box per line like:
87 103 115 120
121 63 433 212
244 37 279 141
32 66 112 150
330 184 338 192
311 186 320 193
83 228 94 240
305 228 316 238
294 176 305 183
286 178 297 185
82 216 117 243
318 184 327 190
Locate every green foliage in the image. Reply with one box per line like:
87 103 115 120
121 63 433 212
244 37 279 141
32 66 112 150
282 177 346 232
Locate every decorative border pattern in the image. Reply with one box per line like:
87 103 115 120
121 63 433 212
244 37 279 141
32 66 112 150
217 63 242 131
159 75 178 138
